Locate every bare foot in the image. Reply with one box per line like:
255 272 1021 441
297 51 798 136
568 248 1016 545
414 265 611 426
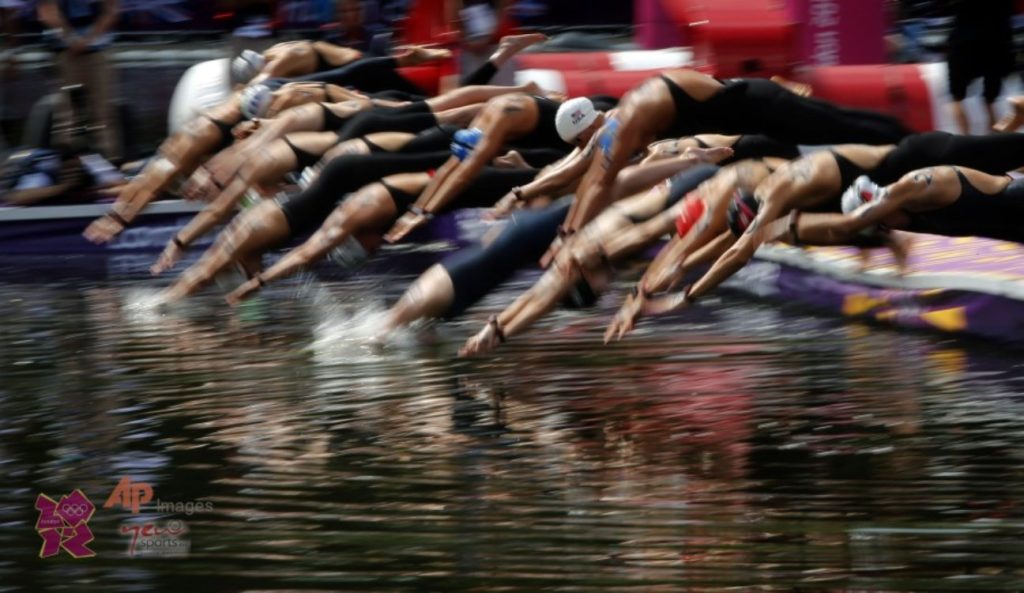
492 150 530 169
492 33 548 64
521 80 542 96
771 75 812 98
993 96 1024 132
681 145 734 165
398 46 453 67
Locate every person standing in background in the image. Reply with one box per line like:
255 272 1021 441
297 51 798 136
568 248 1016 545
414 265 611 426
457 0 515 86
945 0 1014 134
37 0 121 161
323 0 382 52
1 0 22 82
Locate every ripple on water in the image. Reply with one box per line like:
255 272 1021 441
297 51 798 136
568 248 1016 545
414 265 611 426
0 272 1022 592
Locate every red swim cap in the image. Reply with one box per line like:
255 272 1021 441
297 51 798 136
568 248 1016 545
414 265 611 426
675 194 708 238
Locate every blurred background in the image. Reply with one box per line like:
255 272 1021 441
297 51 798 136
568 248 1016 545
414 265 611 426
3 0 1024 157
0 0 635 155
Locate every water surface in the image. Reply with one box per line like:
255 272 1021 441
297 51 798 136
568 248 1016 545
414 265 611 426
1 255 1023 592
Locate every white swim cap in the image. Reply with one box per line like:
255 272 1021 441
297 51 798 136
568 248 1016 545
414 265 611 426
240 84 272 120
555 97 598 144
842 175 883 215
231 50 266 84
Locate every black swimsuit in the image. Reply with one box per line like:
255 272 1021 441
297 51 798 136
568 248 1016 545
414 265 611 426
729 135 800 163
508 96 564 149
284 137 322 170
319 103 349 131
679 135 798 166
314 47 334 72
831 150 870 192
664 164 721 209
203 115 235 152
661 75 910 145
871 131 1024 186
384 166 538 227
276 150 451 234
903 170 1024 243
441 198 572 319
362 137 386 153
380 180 420 213
661 75 729 138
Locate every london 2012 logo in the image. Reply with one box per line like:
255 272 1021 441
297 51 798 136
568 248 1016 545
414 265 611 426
36 476 205 559
35 490 97 558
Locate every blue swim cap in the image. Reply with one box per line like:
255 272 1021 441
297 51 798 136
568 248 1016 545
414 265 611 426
451 128 483 161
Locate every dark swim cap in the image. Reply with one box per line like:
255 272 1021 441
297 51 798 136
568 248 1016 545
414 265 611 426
561 276 600 309
726 189 760 236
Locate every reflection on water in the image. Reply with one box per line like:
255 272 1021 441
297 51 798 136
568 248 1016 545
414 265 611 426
1 263 1023 592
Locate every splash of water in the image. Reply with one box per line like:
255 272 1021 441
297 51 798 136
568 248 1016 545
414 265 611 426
121 287 174 325
308 285 419 363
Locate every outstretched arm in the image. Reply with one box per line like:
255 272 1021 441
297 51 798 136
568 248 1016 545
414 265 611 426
688 167 939 302
603 228 735 343
152 144 299 274
158 200 293 303
561 118 642 232
185 100 364 200
487 145 594 217
82 102 242 243
384 111 519 242
459 248 587 357
539 118 644 267
226 181 411 304
461 200 642 356
614 147 732 200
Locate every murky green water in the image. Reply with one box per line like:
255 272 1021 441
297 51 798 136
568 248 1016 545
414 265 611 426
1 257 1023 592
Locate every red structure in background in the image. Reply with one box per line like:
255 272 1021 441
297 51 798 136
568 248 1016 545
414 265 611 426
391 0 461 97
394 0 934 131
398 0 459 47
803 64 935 132
635 0 890 76
636 0 798 76
661 0 798 77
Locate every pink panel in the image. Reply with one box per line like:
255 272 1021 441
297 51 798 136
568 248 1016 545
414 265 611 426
787 0 886 66
635 0 686 49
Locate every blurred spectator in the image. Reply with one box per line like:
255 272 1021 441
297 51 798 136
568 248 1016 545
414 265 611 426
378 0 407 25
322 0 383 51
0 0 22 81
457 0 515 85
946 0 1014 133
277 0 332 27
37 0 121 160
